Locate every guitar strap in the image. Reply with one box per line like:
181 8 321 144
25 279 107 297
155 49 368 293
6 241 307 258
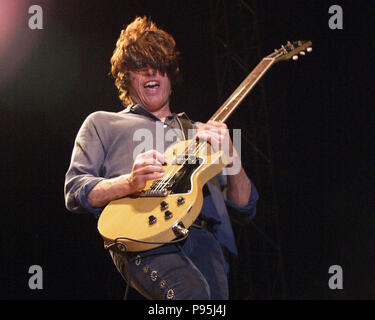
175 116 194 141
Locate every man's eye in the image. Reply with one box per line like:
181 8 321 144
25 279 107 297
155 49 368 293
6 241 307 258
136 69 148 75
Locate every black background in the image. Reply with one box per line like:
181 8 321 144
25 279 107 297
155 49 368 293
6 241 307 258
0 0 373 300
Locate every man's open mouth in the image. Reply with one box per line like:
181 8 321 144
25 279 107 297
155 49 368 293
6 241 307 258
144 81 160 89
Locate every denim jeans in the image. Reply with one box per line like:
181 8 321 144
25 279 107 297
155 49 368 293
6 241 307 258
110 227 229 300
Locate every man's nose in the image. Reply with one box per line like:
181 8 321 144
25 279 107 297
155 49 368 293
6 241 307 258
146 67 157 76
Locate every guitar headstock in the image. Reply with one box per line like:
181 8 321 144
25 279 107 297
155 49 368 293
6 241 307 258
267 40 312 63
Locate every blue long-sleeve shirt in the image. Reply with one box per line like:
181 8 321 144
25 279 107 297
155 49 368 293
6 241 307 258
64 105 258 254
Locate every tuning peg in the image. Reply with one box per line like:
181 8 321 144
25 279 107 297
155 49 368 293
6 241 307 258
292 55 298 61
306 47 312 52
299 51 306 56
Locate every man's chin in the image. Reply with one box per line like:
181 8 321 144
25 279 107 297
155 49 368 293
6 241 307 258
143 101 169 112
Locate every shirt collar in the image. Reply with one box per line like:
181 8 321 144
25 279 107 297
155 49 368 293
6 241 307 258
122 104 191 122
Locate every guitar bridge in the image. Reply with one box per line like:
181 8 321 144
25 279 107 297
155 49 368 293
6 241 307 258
139 189 169 197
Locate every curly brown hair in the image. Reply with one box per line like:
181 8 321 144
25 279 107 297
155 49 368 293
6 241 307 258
110 16 181 106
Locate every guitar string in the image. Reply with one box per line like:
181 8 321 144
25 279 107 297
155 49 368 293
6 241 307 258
154 140 208 191
153 166 174 191
152 120 200 191
153 139 200 191
151 121 194 191
153 131 218 192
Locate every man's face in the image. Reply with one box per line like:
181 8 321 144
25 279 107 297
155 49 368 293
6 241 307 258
128 67 171 112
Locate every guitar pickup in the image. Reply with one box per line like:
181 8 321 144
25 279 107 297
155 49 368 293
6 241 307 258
172 155 201 165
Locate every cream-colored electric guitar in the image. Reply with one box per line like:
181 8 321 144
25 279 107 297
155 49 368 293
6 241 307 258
97 40 312 252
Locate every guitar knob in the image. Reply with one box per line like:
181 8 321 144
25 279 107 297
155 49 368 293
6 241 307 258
177 196 185 206
292 55 298 61
164 210 173 219
160 201 169 210
148 215 157 225
299 51 305 56
306 47 312 52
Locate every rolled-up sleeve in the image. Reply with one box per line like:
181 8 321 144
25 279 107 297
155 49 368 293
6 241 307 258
225 180 259 222
64 113 106 216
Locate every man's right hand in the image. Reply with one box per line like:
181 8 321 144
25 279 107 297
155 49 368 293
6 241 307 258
128 150 166 192
88 150 166 208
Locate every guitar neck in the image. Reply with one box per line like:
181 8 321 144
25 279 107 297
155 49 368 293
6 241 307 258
210 57 275 123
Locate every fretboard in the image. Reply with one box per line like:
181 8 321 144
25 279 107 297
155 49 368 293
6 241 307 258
210 58 275 123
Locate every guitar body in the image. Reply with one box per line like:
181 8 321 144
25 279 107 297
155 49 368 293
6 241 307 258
97 139 227 252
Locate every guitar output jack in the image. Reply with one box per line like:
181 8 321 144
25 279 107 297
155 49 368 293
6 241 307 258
172 222 189 237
